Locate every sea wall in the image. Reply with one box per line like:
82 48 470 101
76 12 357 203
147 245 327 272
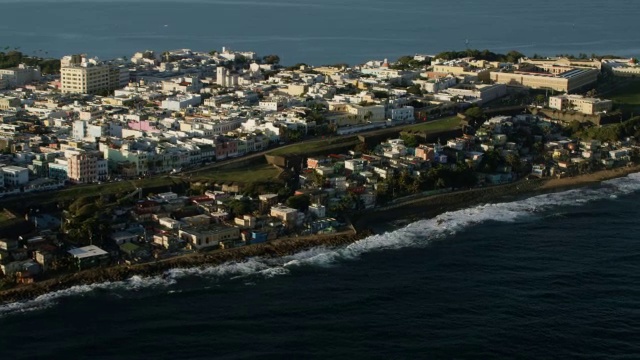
0 230 370 304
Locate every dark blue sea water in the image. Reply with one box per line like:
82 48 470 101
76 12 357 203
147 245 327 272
0 0 639 64
2 173 640 359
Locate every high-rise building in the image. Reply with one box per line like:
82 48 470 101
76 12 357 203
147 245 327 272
67 153 105 184
217 67 228 87
60 55 129 95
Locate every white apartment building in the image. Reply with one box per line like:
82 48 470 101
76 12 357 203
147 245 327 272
259 100 283 111
0 64 41 87
390 107 415 123
216 67 239 88
161 94 202 111
72 120 87 140
1 165 29 187
445 83 507 104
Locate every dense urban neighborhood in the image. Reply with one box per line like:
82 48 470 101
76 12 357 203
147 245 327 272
1 46 640 289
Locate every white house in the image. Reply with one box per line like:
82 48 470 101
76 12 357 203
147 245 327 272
1 165 29 187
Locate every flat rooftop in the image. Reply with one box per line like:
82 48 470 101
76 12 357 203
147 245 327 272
68 245 108 259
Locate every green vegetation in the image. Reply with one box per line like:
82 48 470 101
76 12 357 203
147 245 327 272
435 49 525 63
262 54 280 65
403 116 461 133
389 55 429 70
607 80 640 114
0 162 282 210
62 197 112 246
285 194 310 211
193 164 283 184
268 137 359 156
376 165 477 204
565 116 640 142
225 197 254 216
0 50 60 74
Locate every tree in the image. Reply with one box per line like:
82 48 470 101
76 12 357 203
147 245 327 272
354 141 369 154
227 198 253 216
400 133 418 148
372 90 389 99
286 194 310 211
406 84 422 96
505 153 522 173
535 94 546 106
464 106 485 127
262 54 280 65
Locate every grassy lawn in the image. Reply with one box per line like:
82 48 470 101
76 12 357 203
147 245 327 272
192 164 283 184
608 80 640 114
403 116 461 132
268 136 359 156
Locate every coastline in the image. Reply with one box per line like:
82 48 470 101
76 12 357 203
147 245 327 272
2 165 640 304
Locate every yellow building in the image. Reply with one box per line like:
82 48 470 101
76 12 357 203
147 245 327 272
0 97 20 110
61 64 111 94
520 57 602 70
326 103 386 127
490 68 598 93
270 205 299 225
60 54 129 94
548 95 613 115
179 225 240 249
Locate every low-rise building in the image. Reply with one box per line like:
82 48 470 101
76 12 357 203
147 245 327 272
0 97 21 111
490 68 598 93
179 225 240 249
67 245 110 270
270 204 299 225
2 165 29 187
548 94 613 115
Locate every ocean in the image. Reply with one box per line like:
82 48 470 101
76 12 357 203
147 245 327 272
3 1 640 358
2 173 640 359
0 0 639 65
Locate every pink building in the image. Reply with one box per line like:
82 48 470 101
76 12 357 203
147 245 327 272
128 120 159 133
415 145 435 161
214 138 238 160
68 153 97 184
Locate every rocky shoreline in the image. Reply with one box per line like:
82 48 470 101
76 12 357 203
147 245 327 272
2 165 639 305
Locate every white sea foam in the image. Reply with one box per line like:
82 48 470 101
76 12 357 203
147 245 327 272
0 275 176 318
3 173 640 316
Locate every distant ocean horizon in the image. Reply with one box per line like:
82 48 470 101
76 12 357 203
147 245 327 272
0 0 639 65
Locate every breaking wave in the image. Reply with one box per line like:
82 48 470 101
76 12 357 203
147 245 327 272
2 173 640 317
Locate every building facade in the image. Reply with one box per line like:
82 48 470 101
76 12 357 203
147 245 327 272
67 153 99 184
0 97 20 110
549 95 613 115
60 55 129 94
0 64 41 87
490 68 598 93
1 165 29 187
179 226 240 249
